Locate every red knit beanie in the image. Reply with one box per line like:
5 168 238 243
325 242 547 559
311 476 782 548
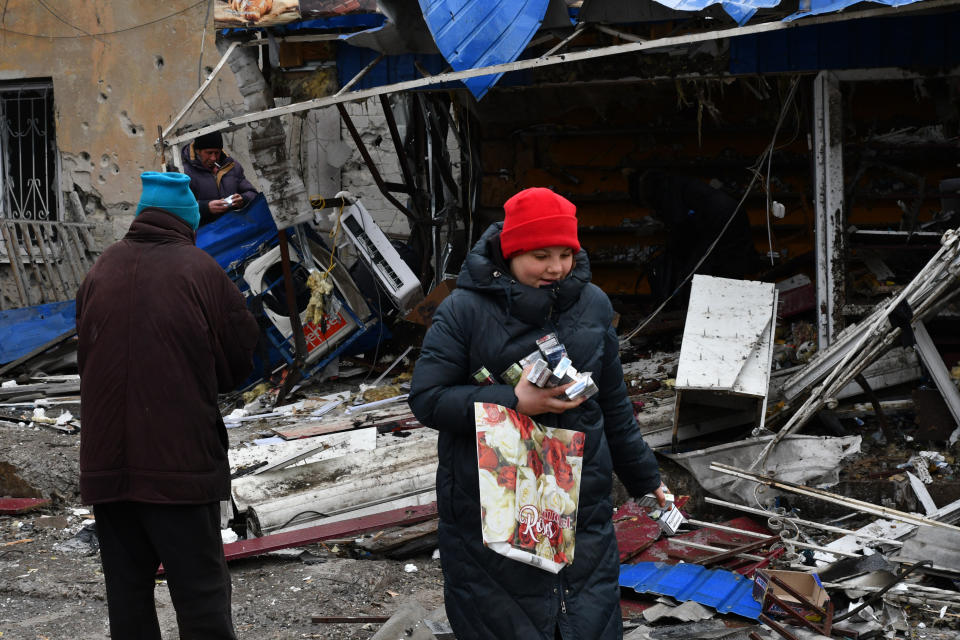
500 188 581 259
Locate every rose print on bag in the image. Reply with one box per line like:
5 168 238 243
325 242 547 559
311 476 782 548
475 403 583 573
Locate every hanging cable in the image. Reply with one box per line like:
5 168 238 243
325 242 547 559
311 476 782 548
620 75 802 344
3 1 207 39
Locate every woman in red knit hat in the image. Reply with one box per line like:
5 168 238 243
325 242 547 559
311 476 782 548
410 187 666 640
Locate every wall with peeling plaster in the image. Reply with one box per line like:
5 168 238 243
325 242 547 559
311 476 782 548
340 99 462 240
340 100 410 237
0 1 253 306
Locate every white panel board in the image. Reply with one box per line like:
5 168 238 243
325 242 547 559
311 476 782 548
676 275 778 398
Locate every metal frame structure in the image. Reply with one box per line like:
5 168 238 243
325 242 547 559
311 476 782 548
813 70 845 348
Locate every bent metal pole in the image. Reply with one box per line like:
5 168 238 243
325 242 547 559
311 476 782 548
709 462 960 534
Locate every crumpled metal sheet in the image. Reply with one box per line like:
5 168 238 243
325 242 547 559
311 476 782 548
666 434 862 504
417 0 552 99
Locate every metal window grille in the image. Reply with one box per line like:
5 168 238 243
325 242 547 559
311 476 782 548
0 81 61 222
0 81 99 309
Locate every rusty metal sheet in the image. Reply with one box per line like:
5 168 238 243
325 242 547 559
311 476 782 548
222 502 438 561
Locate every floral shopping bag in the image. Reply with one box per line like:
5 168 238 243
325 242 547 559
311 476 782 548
475 402 584 573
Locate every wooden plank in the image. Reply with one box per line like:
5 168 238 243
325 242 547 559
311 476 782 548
0 223 31 306
66 226 92 275
24 222 62 301
54 224 84 291
31 223 71 300
0 381 80 399
222 502 438 562
14 223 47 304
354 518 439 555
274 405 422 440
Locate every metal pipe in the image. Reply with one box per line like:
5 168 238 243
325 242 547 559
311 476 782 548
277 231 309 360
378 94 418 200
700 500 906 547
710 463 960 533
665 539 767 562
334 54 384 97
686 519 860 558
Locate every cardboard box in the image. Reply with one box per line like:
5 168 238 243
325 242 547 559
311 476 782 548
753 569 829 622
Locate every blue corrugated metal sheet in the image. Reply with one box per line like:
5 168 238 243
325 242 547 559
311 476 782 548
620 562 762 619
336 44 448 92
417 0 552 99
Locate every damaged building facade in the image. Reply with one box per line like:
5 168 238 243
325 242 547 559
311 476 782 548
3 0 960 637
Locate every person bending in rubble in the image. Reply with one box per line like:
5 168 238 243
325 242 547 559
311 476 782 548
76 172 259 639
627 169 762 302
409 187 666 640
181 130 258 226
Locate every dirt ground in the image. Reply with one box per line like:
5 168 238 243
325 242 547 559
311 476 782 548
0 411 447 640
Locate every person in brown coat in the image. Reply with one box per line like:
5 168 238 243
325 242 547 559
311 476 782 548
76 171 259 639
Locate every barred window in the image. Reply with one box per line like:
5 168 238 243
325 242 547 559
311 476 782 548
0 81 60 221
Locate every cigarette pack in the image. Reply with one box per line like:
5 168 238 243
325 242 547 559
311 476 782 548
519 350 542 368
636 491 675 510
536 333 559 354
472 367 496 386
526 359 549 387
543 344 567 368
547 357 573 388
564 373 598 401
501 363 524 387
649 505 684 535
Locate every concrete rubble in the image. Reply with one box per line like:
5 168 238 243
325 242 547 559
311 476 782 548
3 7 960 640
4 239 960 636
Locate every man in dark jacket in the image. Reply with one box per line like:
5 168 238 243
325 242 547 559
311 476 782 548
181 131 258 226
77 171 259 639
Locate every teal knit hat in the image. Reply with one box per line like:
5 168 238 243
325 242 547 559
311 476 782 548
136 171 200 230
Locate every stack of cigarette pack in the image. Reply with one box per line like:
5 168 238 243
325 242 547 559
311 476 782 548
472 333 599 401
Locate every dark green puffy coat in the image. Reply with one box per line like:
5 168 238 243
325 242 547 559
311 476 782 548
409 223 661 640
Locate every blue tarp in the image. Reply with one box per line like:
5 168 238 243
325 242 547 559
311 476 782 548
0 300 76 364
619 562 762 619
650 0 780 26
0 198 276 366
195 193 278 274
652 0 928 25
784 0 929 20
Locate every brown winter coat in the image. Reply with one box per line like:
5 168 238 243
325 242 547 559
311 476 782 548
77 208 259 505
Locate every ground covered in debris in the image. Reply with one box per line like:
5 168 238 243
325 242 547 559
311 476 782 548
0 495 446 639
0 395 453 639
